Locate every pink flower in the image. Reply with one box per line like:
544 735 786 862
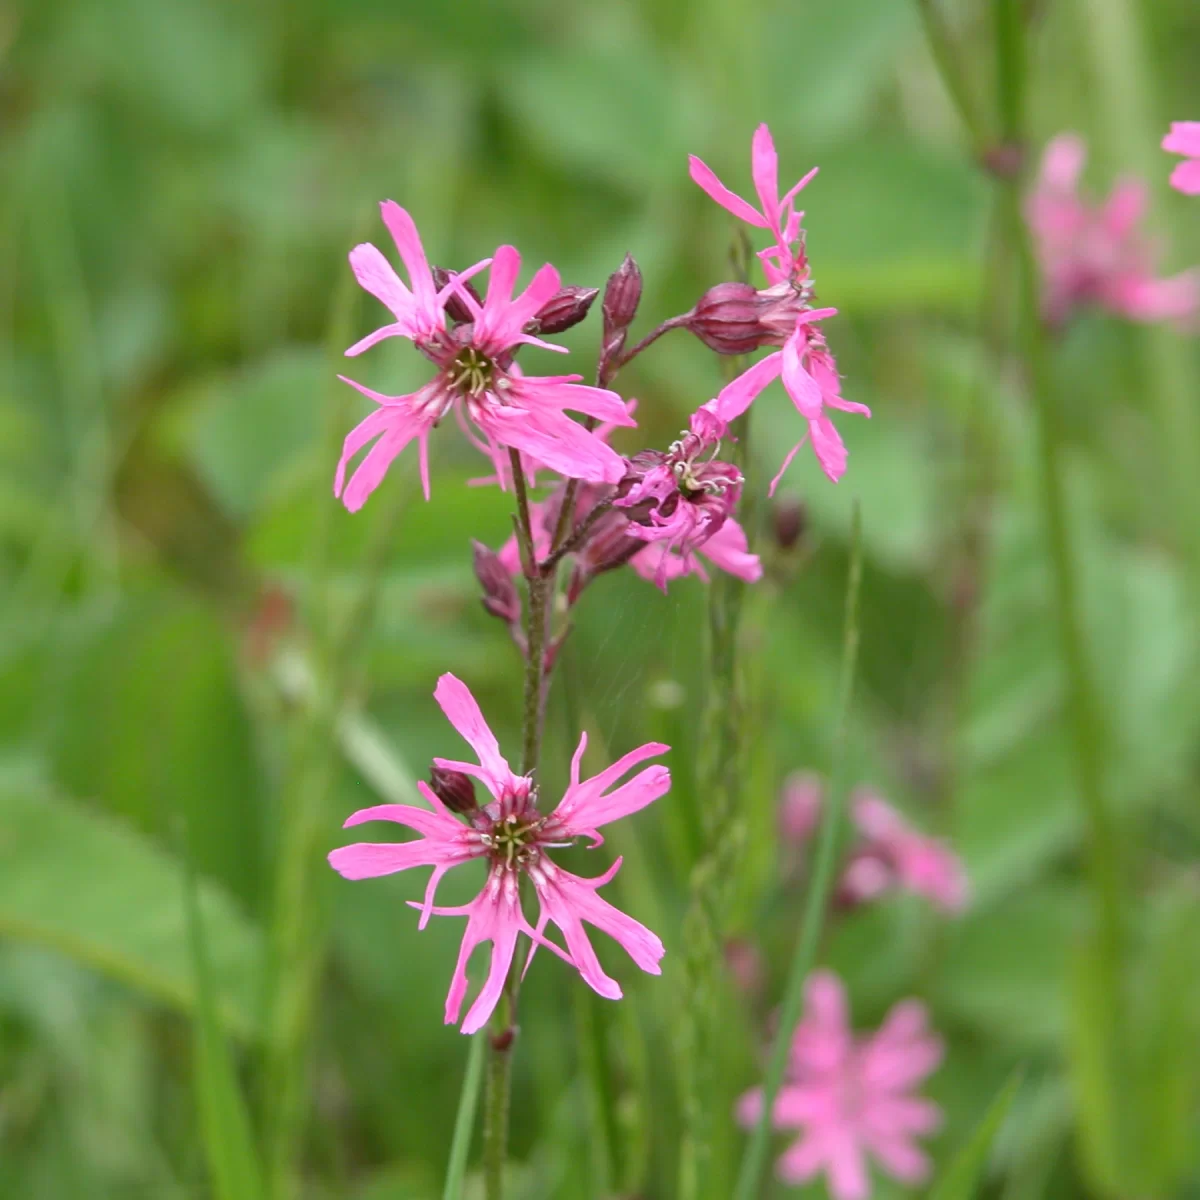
737 971 943 1199
850 791 968 914
613 408 744 584
1026 135 1199 326
335 202 635 510
710 314 871 489
328 674 669 1033
1163 122 1200 195
689 123 818 287
779 771 823 844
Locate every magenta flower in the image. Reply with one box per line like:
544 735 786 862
849 790 968 914
335 202 635 510
737 971 943 1199
1163 122 1200 195
710 313 871 489
1026 135 1199 327
613 408 744 582
689 123 818 287
328 674 669 1033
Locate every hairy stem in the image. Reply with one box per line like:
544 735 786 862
540 499 613 575
733 504 863 1200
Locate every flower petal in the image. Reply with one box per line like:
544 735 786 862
809 415 848 483
348 242 414 325
1162 121 1200 157
751 123 780 231
1170 158 1200 195
379 201 436 316
713 351 783 421
697 519 762 582
780 333 823 419
688 155 770 227
433 674 515 792
551 739 671 836
477 405 627 484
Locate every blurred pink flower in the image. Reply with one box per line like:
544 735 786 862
776 778 968 913
737 971 943 1199
329 673 669 1033
335 203 635 510
851 790 969 914
779 771 823 844
1163 122 1200 195
689 123 818 287
710 315 870 488
1026 135 1199 327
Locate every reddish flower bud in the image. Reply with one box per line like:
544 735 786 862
772 497 808 550
566 508 644 604
472 539 522 626
686 281 768 355
429 764 478 815
527 286 599 336
431 265 483 325
602 253 643 353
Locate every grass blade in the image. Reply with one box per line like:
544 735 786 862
928 1070 1023 1200
183 826 266 1200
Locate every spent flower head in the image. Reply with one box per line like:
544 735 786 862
329 674 670 1033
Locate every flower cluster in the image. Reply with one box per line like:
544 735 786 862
1026 134 1198 328
778 772 969 914
737 971 943 1199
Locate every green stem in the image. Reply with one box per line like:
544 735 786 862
990 0 1122 964
733 503 863 1200
479 449 554 1200
914 0 992 156
442 1035 486 1200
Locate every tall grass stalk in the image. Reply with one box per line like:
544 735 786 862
732 502 863 1200
263 222 409 1199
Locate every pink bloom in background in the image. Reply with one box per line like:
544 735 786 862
329 674 669 1033
335 202 635 511
776 777 968 914
1163 122 1200 195
850 790 968 914
737 971 943 1199
778 771 823 844
1026 135 1199 327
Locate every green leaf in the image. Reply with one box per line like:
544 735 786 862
927 1070 1023 1200
0 783 263 1038
183 838 266 1200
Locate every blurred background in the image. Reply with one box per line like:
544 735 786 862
3 0 1200 1197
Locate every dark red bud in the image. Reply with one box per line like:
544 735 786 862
686 281 773 356
527 286 599 336
772 497 808 550
431 265 482 325
602 253 643 351
429 764 477 814
471 540 522 626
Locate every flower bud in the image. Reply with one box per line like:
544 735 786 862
431 265 483 325
471 540 521 626
602 253 643 353
429 764 478 815
772 497 808 550
527 286 598 336
686 281 768 355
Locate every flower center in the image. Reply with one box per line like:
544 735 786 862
447 346 496 397
481 812 541 869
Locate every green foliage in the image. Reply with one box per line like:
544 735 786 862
2 0 1200 1196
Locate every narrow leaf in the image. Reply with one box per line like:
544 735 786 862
928 1070 1023 1200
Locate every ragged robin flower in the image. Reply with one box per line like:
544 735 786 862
328 674 670 1033
335 202 635 510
